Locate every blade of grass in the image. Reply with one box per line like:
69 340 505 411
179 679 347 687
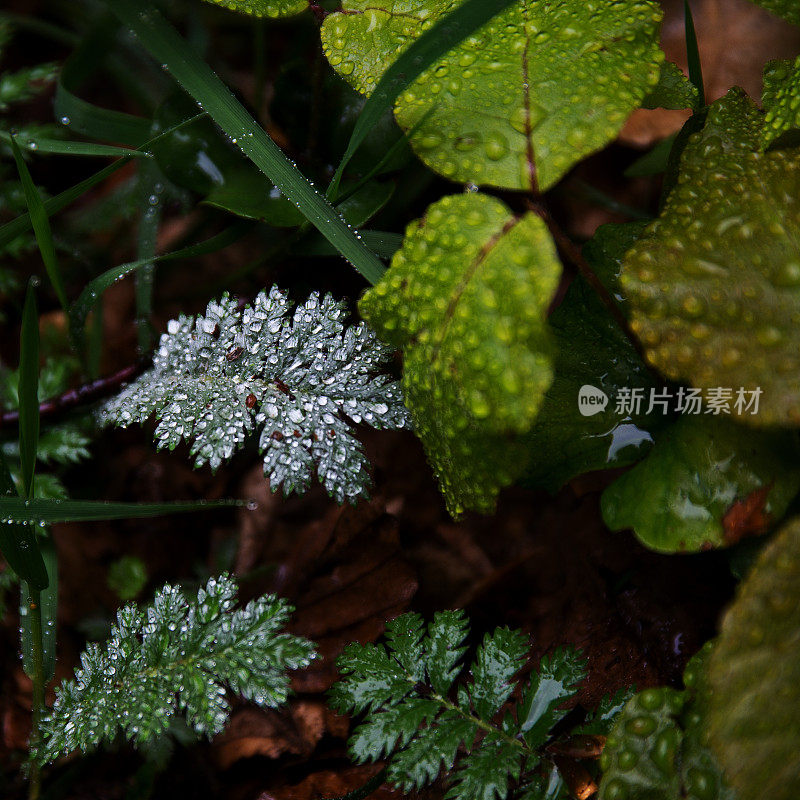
70 222 249 343
0 131 146 158
18 280 40 500
325 0 517 200
0 113 206 252
108 0 386 284
11 139 68 311
0 452 48 591
684 0 705 108
134 160 163 352
0 497 243 523
21 534 57 683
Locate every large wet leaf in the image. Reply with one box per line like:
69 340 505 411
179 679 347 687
708 517 800 800
359 193 560 516
748 0 800 25
621 89 800 426
599 646 735 800
202 0 307 17
322 0 663 191
762 57 800 150
522 223 668 493
601 416 800 553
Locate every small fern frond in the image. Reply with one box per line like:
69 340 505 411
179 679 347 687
38 574 316 764
330 611 598 800
98 287 411 502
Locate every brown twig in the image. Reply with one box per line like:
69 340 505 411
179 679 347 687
0 363 145 430
308 3 328 22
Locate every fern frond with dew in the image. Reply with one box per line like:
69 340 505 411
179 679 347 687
330 611 618 800
37 574 316 764
98 287 411 503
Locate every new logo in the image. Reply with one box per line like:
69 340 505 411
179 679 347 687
578 384 608 416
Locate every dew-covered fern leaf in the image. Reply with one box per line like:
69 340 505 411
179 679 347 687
38 574 316 764
98 287 410 502
331 611 597 800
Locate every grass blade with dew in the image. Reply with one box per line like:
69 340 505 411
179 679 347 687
11 139 68 311
0 131 146 159
325 0 518 201
21 535 58 683
0 498 244 525
0 452 48 591
108 0 386 285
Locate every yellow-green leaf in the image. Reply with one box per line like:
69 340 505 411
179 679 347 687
762 56 800 150
359 193 560 516
621 88 800 426
708 517 800 800
322 0 663 191
202 0 307 17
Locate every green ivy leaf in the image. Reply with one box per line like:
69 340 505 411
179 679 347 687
359 193 560 515
601 416 800 553
762 57 800 150
522 222 667 493
322 0 663 191
620 88 800 426
201 0 308 18
642 61 699 110
747 0 800 25
709 517 800 800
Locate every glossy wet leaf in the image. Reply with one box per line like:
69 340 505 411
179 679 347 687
747 0 800 25
601 415 800 553
762 56 800 150
709 517 800 800
322 0 663 191
202 0 307 17
522 223 667 493
359 194 560 516
642 61 699 110
98 287 410 503
620 89 800 426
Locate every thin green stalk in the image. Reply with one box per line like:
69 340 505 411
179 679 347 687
27 587 45 800
431 690 530 754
